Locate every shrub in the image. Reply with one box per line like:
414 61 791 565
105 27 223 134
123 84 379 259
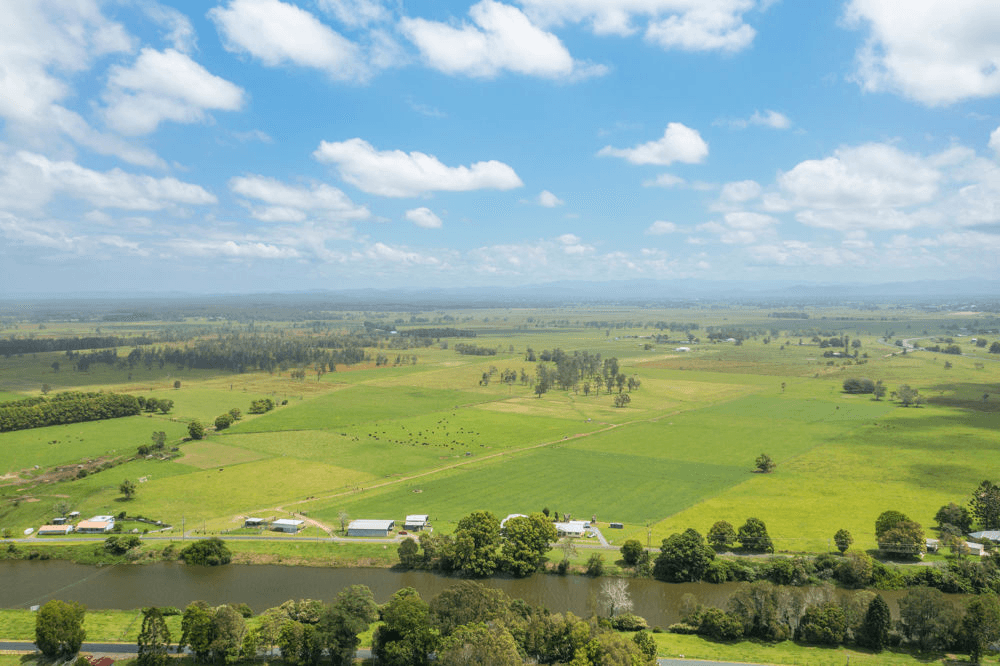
842 378 875 394
179 538 232 566
585 553 605 576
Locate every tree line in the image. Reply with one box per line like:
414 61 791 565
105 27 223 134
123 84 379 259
0 391 148 432
0 334 158 357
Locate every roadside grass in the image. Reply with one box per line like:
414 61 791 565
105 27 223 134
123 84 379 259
650 633 957 665
226 538 397 566
0 608 183 642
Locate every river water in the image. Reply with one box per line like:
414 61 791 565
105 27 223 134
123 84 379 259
0 561 915 627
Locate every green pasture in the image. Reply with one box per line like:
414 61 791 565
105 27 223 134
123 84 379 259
0 415 188 476
228 384 501 433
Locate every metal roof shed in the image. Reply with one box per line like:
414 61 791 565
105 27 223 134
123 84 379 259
271 519 305 533
403 515 429 530
347 519 395 537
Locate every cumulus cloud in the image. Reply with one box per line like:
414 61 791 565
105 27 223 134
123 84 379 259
844 0 1000 105
210 0 366 80
517 0 759 52
991 126 1000 156
1 151 216 211
598 123 709 166
400 0 604 79
102 48 245 135
538 190 564 207
141 0 197 52
313 138 523 197
405 207 443 228
170 239 301 259
644 173 686 188
229 175 370 222
777 143 941 230
719 180 762 203
646 221 678 235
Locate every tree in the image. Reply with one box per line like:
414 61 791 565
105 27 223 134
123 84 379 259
797 602 846 645
898 586 961 651
873 379 886 401
613 392 631 407
151 431 167 449
398 538 420 568
137 607 172 666
174 380 181 389
653 528 715 582
120 478 137 500
896 384 921 407
754 453 776 473
962 594 1000 664
214 413 233 430
180 538 232 566
878 520 926 558
599 578 634 618
35 600 86 658
452 511 500 577
935 502 972 533
842 378 875 394
53 501 71 518
436 623 520 666
856 594 891 652
179 602 215 662
875 509 909 538
372 588 437 666
585 552 605 576
188 420 205 440
338 510 349 533
970 480 1000 529
321 585 378 666
991 341 1000 354
500 513 556 577
737 517 774 553
707 521 737 550
834 529 853 554
727 581 797 641
620 539 644 565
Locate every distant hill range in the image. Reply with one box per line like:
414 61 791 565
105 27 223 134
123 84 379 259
1 279 999 319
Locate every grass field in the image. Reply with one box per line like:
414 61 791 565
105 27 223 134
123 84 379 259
0 305 997 567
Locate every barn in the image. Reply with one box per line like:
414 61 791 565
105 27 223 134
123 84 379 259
347 519 395 537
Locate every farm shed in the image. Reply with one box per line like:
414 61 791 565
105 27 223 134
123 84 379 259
404 515 429 531
244 517 265 528
347 519 395 537
969 530 1000 542
77 515 115 534
271 519 304 533
38 525 74 536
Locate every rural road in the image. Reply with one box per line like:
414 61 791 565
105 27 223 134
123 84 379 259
0 642 767 665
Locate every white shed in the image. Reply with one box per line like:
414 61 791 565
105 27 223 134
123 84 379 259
554 522 585 538
271 519 304 533
403 515 429 531
244 517 265 528
347 519 395 537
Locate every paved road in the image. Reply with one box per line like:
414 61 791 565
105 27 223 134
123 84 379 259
0 641 769 665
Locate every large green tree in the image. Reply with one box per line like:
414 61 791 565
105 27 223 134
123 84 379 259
137 607 172 666
500 513 556 577
737 517 774 553
653 528 715 582
856 594 891 652
962 594 1000 664
451 511 501 577
707 521 736 550
320 585 379 666
970 480 1000 529
898 586 961 652
179 602 215 662
35 600 86 658
372 588 438 666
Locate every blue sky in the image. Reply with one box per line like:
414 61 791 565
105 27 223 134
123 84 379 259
2 0 1000 294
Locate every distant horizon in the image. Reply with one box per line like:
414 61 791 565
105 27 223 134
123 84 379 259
1 2 999 294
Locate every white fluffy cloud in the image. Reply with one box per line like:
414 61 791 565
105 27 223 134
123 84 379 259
777 143 941 230
720 180 761 203
720 109 791 129
538 190 564 207
400 1 603 79
646 220 678 234
1 151 216 211
845 0 1000 106
313 138 523 197
170 239 301 259
229 175 370 222
991 126 1000 156
517 0 759 52
405 207 443 228
598 123 708 166
103 48 245 135
210 0 366 80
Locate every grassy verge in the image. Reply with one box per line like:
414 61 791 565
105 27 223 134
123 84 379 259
651 632 960 665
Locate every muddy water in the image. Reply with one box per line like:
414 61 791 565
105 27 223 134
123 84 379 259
0 560 917 626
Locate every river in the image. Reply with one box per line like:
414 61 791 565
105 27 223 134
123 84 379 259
0 561 916 626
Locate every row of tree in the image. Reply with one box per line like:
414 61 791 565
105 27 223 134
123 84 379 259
0 391 144 432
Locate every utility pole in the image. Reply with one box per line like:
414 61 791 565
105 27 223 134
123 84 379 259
182 515 185 541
